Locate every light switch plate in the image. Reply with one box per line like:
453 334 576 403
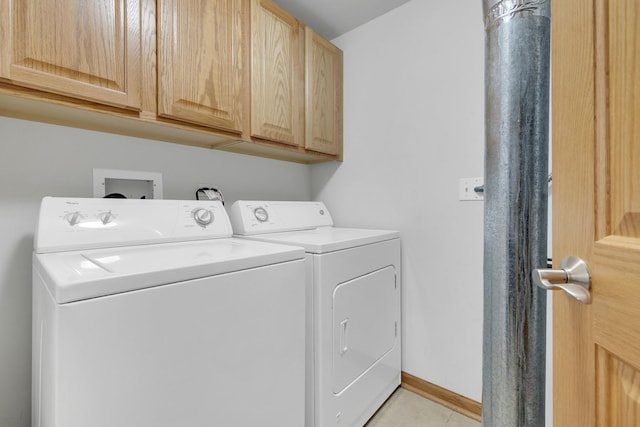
459 177 484 201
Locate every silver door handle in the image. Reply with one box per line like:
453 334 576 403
532 255 592 304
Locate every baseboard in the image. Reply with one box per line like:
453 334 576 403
400 371 482 422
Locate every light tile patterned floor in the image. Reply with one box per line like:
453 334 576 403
365 388 481 427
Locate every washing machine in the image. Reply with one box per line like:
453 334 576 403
32 197 306 427
230 200 401 427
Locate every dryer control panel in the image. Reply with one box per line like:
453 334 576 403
35 197 233 253
230 201 334 235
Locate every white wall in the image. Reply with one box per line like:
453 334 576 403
312 0 485 401
0 116 311 427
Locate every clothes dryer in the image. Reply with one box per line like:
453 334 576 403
230 200 401 427
33 197 306 427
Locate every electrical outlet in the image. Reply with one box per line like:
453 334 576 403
459 177 484 201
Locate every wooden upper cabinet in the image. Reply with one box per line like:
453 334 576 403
305 28 343 156
250 0 304 146
0 0 342 162
0 0 142 110
158 0 246 133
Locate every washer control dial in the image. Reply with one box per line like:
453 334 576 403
193 208 214 227
97 211 113 225
64 211 82 226
253 207 269 223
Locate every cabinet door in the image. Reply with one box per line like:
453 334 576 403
305 28 343 156
250 0 304 146
0 0 141 110
158 0 245 133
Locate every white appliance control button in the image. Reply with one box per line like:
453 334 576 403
193 208 214 227
253 207 269 222
97 211 113 225
64 211 81 226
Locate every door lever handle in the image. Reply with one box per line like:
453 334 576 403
532 255 592 304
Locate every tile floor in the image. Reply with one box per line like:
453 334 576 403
365 388 481 427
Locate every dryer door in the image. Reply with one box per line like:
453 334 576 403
332 266 397 394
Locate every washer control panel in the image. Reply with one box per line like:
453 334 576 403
35 197 232 253
230 201 333 235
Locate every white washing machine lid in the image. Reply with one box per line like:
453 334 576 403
238 227 400 254
34 238 304 304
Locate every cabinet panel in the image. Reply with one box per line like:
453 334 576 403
0 0 141 110
250 0 304 146
305 28 343 156
158 0 245 133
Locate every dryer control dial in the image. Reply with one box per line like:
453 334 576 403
253 207 269 223
193 208 214 227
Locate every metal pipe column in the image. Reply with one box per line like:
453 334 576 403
482 1 550 425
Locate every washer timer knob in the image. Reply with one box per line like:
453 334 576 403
253 207 269 222
193 208 214 227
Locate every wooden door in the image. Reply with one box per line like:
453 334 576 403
305 27 342 157
0 0 141 110
250 0 304 146
553 0 640 425
158 0 246 133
